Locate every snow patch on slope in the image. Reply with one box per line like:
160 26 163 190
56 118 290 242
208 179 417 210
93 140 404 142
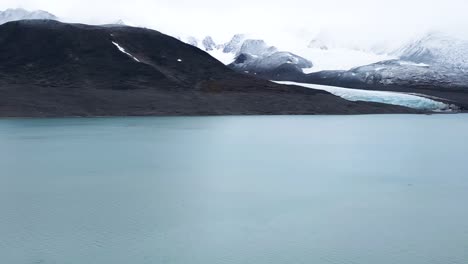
112 41 141 62
398 61 430 67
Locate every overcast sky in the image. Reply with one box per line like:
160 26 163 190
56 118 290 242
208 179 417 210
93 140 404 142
1 0 468 47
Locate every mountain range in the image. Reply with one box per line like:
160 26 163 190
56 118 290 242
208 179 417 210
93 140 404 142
0 7 466 115
180 31 468 109
0 19 413 117
299 33 468 109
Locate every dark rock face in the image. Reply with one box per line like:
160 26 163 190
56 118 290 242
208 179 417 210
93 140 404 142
0 20 415 117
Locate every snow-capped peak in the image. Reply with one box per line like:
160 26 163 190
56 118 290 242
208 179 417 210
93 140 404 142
102 19 138 27
184 36 199 47
0 8 57 25
395 32 468 69
237 39 278 57
202 36 217 51
112 19 127 25
223 34 247 54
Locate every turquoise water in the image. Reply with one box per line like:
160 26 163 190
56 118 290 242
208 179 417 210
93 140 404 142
1 115 468 264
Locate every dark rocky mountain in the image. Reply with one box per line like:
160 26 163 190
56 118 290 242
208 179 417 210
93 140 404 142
0 20 413 117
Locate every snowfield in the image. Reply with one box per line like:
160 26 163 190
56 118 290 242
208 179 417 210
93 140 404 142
276 81 451 111
297 48 395 73
207 49 236 64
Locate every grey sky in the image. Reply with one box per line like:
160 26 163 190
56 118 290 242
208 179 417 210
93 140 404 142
1 0 468 45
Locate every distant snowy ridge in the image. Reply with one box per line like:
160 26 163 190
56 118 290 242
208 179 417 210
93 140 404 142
394 32 468 70
0 8 57 24
181 32 394 74
181 34 313 75
298 32 468 92
0 8 139 28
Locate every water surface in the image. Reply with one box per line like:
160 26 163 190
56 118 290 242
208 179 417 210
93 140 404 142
1 115 468 264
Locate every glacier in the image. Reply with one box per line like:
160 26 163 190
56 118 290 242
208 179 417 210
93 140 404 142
276 81 451 111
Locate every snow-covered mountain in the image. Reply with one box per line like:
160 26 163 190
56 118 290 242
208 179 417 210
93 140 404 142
112 19 127 25
309 60 468 88
306 32 468 90
226 31 468 92
236 39 278 57
260 31 468 110
395 32 468 70
0 8 57 24
181 34 313 76
181 31 394 75
201 36 220 51
230 39 312 79
202 31 467 109
0 8 140 28
179 35 233 64
223 34 246 54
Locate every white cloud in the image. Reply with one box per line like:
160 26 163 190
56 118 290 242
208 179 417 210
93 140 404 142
1 0 468 46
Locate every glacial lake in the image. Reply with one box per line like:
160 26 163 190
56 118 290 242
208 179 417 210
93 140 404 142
1 115 468 264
